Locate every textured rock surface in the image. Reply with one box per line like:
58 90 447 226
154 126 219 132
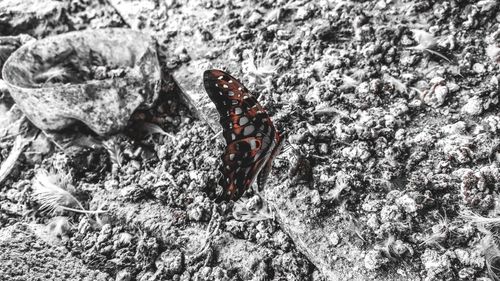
263 181 421 280
0 223 109 281
2 28 162 136
0 0 72 37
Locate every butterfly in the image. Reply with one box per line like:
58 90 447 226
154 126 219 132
203 69 285 201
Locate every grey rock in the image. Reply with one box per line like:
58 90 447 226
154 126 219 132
262 180 421 280
0 223 109 280
0 0 72 37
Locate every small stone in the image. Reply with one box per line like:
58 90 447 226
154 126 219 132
380 205 401 223
395 195 418 213
429 77 445 85
461 96 483 116
392 240 411 256
366 214 380 229
130 160 141 171
47 216 71 238
116 232 133 247
421 249 452 278
399 51 418 66
276 29 293 40
447 82 460 92
93 66 108 80
423 84 448 108
313 24 335 41
156 250 184 275
369 79 383 94
247 12 262 28
318 143 328 154
294 6 313 21
97 224 113 243
187 206 203 221
364 249 387 270
115 269 131 281
486 44 500 63
238 27 252 40
356 82 370 95
472 63 486 73
329 232 340 246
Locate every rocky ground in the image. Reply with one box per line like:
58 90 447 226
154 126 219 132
1 0 500 280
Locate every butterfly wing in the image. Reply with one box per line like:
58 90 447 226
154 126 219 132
257 131 287 191
203 69 278 200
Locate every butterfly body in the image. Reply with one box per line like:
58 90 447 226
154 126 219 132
203 69 284 201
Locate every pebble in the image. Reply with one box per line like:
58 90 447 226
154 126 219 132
461 96 483 116
238 27 252 40
364 249 387 270
115 269 131 281
313 24 336 41
294 7 312 21
329 232 340 246
472 63 485 73
115 232 133 247
380 205 401 223
246 12 262 28
156 249 185 275
395 195 418 213
447 82 460 92
422 77 448 107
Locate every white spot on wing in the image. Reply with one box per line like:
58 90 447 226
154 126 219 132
218 76 224 80
249 139 257 150
228 91 235 96
234 107 242 115
229 154 235 160
223 84 228 89
243 125 255 136
239 116 249 126
228 80 233 83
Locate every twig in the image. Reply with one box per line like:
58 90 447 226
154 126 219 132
0 135 30 185
210 130 223 140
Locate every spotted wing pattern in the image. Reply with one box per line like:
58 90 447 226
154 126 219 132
203 69 283 201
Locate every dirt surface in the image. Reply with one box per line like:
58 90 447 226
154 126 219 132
1 0 500 281
0 223 109 281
